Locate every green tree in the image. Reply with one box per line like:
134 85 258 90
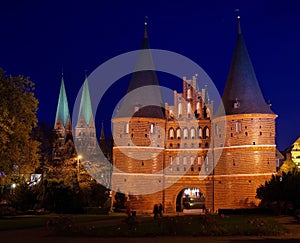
257 171 300 214
0 69 39 186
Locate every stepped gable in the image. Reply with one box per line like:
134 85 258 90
117 22 165 119
221 17 273 115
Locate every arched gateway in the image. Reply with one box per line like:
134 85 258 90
176 187 205 212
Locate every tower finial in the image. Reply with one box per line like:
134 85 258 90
84 68 88 78
61 68 64 78
237 15 242 34
144 16 148 38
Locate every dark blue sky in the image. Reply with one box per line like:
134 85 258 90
1 0 300 151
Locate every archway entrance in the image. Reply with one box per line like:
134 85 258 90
176 187 205 212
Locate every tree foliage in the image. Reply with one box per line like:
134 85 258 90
0 69 39 182
256 170 300 213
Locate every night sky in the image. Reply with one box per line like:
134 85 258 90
1 0 300 151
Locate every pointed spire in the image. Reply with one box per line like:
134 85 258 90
78 75 93 125
117 19 165 119
221 19 273 115
55 75 70 127
100 121 105 140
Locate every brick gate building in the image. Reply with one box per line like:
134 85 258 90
111 19 277 213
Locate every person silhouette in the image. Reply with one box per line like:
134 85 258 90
153 204 159 219
158 203 163 217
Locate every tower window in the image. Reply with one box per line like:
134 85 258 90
125 123 129 134
150 123 155 134
169 128 175 139
183 128 188 139
203 127 210 138
235 121 242 133
190 127 195 139
178 103 183 118
176 128 181 139
233 98 240 109
187 89 191 99
198 127 202 139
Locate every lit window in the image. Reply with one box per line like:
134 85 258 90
183 128 188 139
178 103 183 118
125 123 129 134
187 88 191 99
169 128 175 139
235 121 242 133
150 123 155 134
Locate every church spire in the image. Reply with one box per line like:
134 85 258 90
221 17 273 115
100 121 105 140
55 74 70 127
117 20 165 119
78 75 93 125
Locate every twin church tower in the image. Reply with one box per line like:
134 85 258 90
53 19 277 213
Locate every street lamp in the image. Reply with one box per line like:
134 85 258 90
77 155 82 182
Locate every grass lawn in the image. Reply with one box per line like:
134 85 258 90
0 213 289 237
0 213 124 231
53 214 289 237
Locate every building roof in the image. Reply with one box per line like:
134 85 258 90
55 76 70 127
221 18 274 115
78 76 93 125
117 23 165 119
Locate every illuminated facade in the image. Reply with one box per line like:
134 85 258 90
111 20 277 213
291 137 300 168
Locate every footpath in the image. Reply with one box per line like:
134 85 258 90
0 215 299 243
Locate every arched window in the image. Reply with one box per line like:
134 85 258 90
190 127 196 139
187 88 191 99
169 128 175 139
198 127 202 139
150 123 155 134
190 156 194 165
178 103 182 118
183 128 188 139
187 102 192 116
197 156 201 165
203 127 210 138
125 123 129 134
235 121 242 134
196 101 200 110
176 128 181 139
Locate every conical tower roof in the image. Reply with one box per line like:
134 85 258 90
55 76 70 127
117 22 165 119
221 18 273 115
78 76 93 125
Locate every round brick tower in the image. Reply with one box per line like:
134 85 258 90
212 18 277 210
111 22 166 212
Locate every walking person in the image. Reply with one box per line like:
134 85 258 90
158 203 163 218
153 204 158 219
